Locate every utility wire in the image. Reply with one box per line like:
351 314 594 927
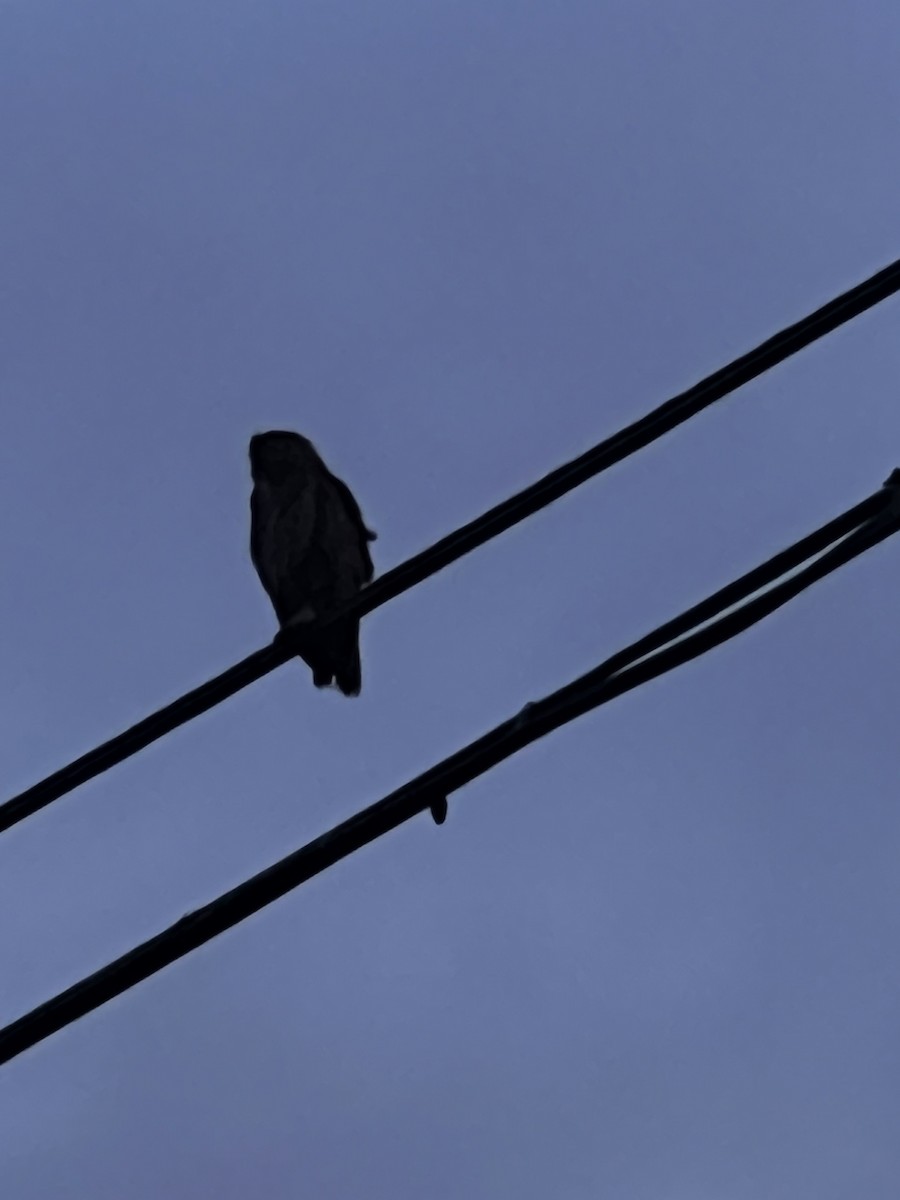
3 257 899 838
2 471 896 1067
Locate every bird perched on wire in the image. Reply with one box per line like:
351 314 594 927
249 430 376 696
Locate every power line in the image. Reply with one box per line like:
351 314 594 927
2 472 896 1067
2 258 899 838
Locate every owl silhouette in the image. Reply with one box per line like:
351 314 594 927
249 431 376 695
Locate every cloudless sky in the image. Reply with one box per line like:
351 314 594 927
1 3 899 1196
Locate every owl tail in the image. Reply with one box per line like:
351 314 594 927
301 617 362 696
331 618 362 696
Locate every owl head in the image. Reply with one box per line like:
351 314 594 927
249 430 320 484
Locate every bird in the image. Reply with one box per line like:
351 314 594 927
249 430 376 695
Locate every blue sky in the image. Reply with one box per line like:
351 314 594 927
1 3 899 1196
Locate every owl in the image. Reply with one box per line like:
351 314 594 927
249 430 376 695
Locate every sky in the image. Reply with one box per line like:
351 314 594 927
1 2 899 1196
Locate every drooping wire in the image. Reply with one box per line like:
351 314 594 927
2 471 895 1067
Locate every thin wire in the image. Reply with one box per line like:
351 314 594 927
2 476 895 1066
3 258 899 837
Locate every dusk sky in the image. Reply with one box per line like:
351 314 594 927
2 3 899 1196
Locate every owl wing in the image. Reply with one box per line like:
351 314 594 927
294 468 374 694
325 471 376 574
250 479 319 624
312 468 376 598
